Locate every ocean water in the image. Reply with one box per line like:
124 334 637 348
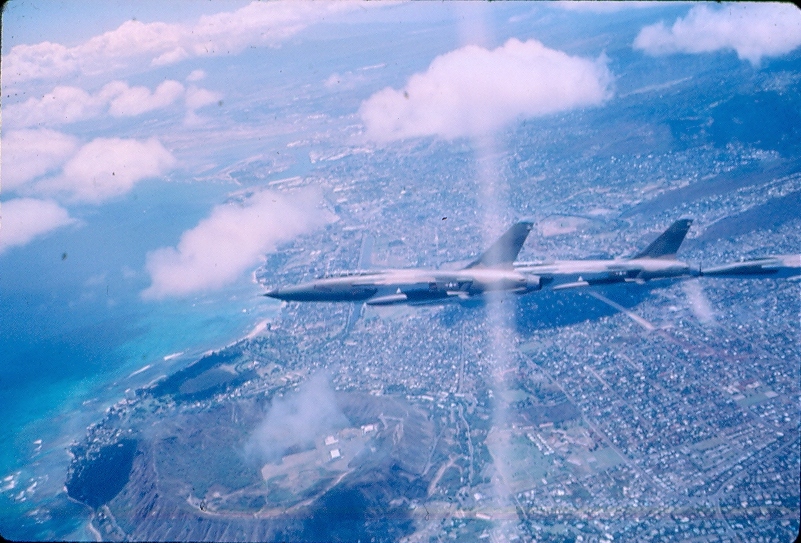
0 277 275 540
0 181 280 540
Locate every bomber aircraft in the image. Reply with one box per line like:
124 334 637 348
515 219 698 292
264 218 716 306
265 220 542 306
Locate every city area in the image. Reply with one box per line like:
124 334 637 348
62 129 800 541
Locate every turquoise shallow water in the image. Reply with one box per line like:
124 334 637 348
0 280 276 540
0 200 279 540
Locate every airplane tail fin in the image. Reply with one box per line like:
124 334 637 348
632 219 693 259
465 220 534 269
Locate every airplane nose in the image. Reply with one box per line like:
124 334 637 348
263 285 308 300
263 288 284 299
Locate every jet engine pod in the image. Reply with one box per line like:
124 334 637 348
522 274 543 292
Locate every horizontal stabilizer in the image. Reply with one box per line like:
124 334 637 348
465 220 534 269
633 219 692 260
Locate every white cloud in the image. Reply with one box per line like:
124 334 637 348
0 198 76 254
183 86 223 126
5 80 188 128
151 46 190 67
36 137 176 203
107 80 185 117
3 1 365 85
185 85 221 110
142 187 335 299
359 38 613 141
245 373 347 463
5 86 101 128
1 129 78 191
633 3 801 66
682 279 716 325
186 69 206 82
3 41 77 83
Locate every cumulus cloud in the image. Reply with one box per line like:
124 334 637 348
185 85 221 110
633 3 801 66
245 373 347 463
107 80 185 117
5 86 100 128
682 279 716 325
36 137 176 203
359 38 613 141
0 198 76 254
183 85 223 125
3 1 365 85
186 69 206 82
142 187 335 299
1 129 78 191
5 80 189 128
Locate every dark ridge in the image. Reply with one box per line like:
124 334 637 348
709 91 801 152
299 466 424 543
66 439 137 509
697 189 801 244
621 159 798 219
149 349 242 400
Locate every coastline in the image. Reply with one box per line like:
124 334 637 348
1 281 272 541
86 512 102 543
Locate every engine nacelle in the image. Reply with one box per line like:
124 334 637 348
521 274 543 293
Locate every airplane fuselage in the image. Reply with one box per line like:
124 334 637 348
265 267 544 305
265 258 698 306
516 257 697 290
701 254 801 279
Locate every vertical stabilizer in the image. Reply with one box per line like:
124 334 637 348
633 219 693 259
465 220 534 269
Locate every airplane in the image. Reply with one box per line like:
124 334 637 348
514 219 698 291
263 218 702 306
264 220 542 306
701 254 801 280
